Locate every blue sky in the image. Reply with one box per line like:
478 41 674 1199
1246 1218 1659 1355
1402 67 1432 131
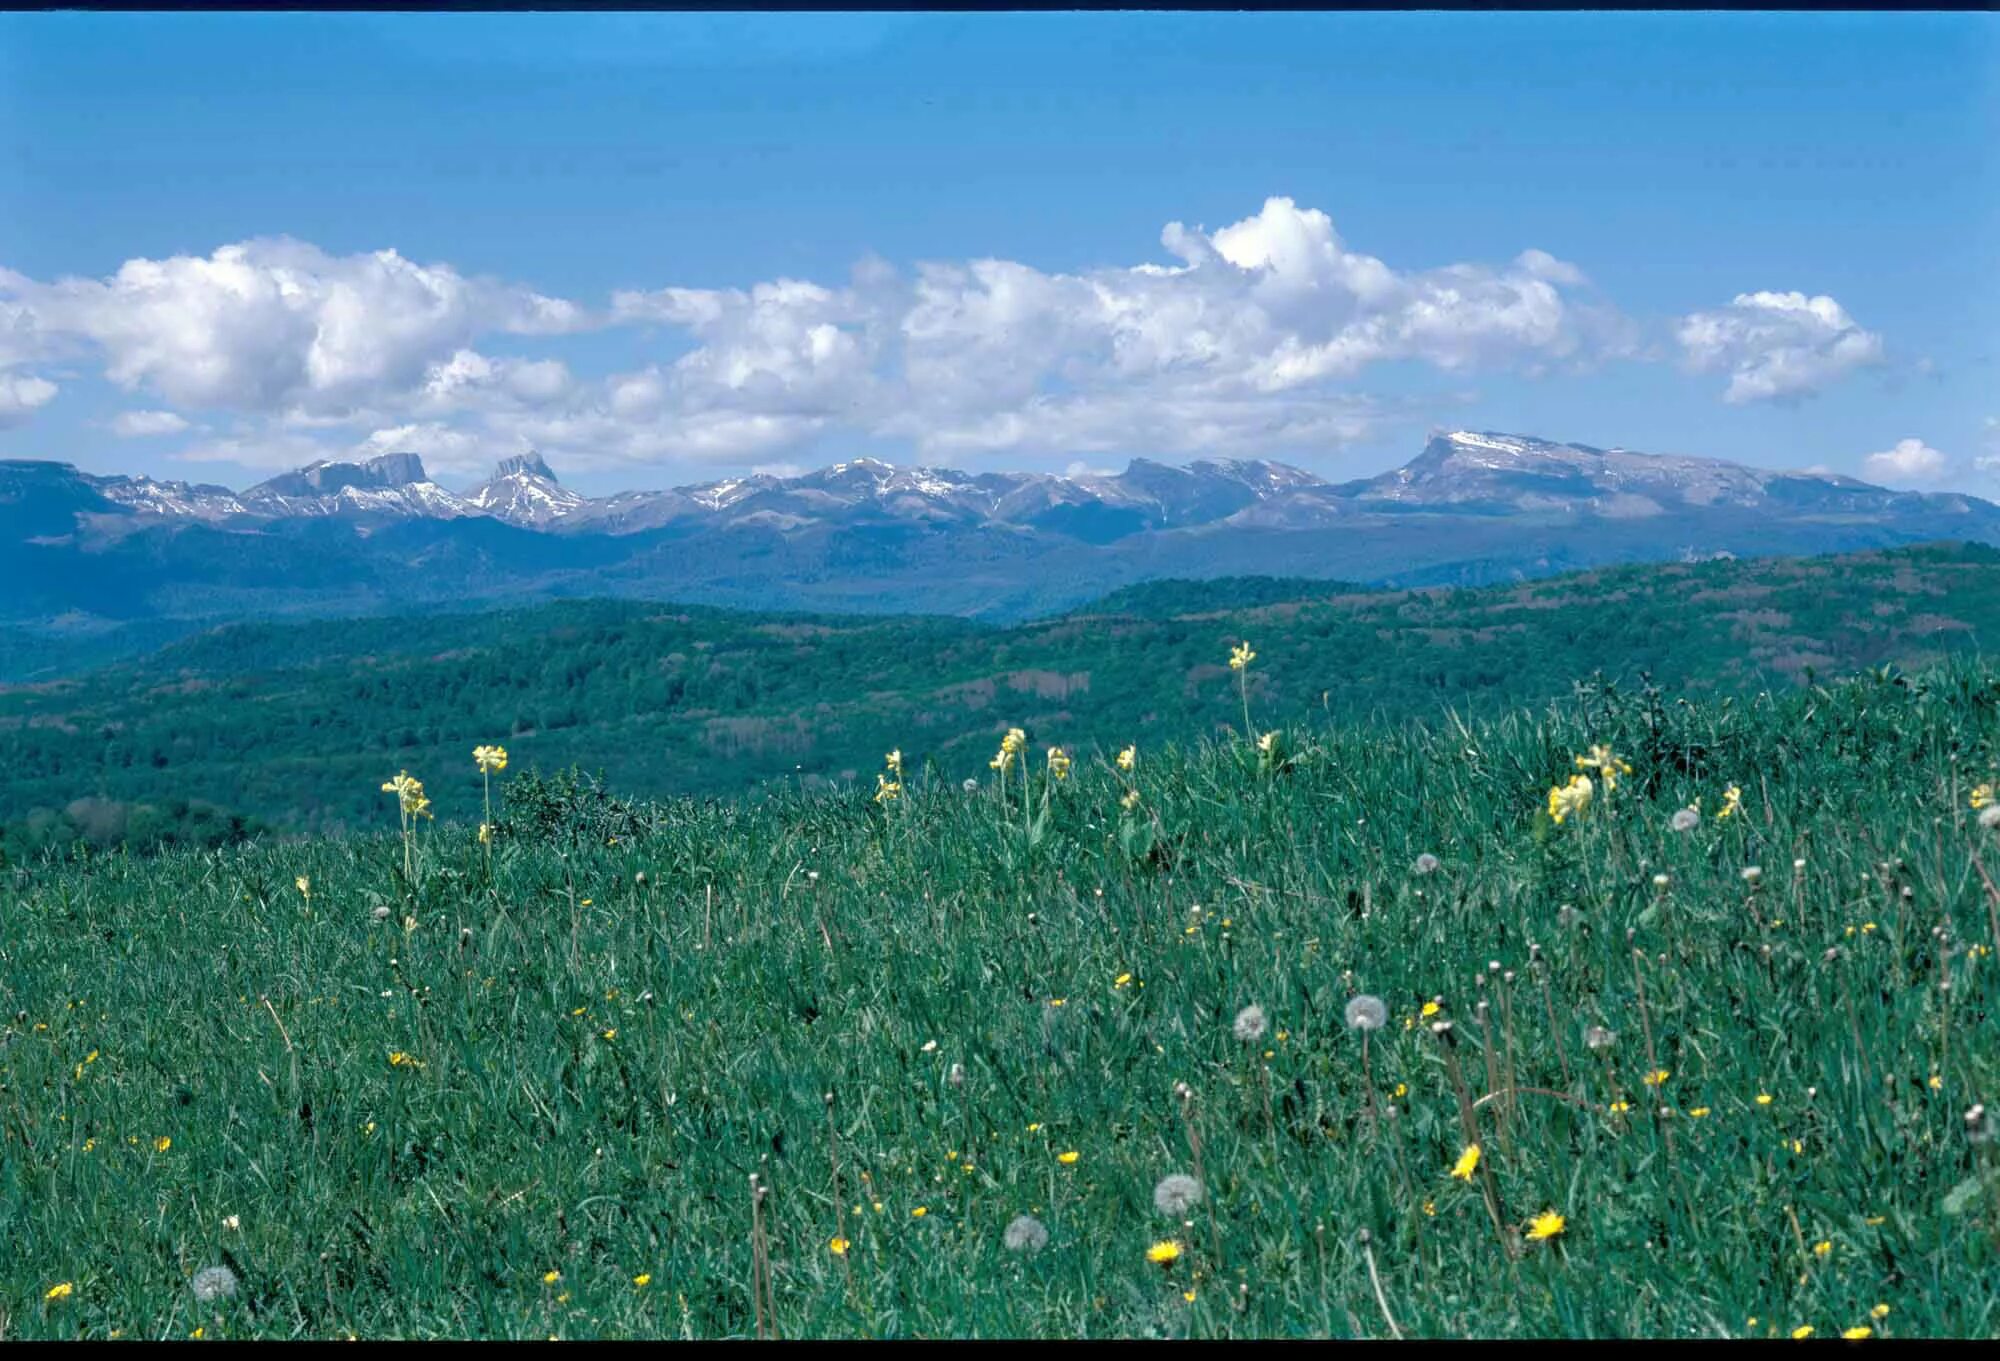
1 11 1993 496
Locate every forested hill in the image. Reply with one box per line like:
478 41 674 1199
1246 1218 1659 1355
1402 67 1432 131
2 541 1996 851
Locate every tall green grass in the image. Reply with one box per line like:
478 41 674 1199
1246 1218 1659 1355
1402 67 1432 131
3 664 1998 1338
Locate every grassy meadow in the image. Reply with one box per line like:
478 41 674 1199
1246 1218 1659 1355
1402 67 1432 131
4 658 2000 1338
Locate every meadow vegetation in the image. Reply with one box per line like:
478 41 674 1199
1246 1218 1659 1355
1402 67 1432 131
4 653 1999 1338
2 541 1996 854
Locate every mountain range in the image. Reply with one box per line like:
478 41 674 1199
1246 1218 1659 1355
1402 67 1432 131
3 430 1997 650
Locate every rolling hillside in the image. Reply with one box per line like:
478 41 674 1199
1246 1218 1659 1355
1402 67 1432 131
2 541 1996 851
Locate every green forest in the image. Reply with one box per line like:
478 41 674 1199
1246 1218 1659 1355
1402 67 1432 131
2 541 1996 855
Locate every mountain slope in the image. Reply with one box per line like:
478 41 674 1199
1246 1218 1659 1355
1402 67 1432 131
3 431 1997 635
4 541 1996 841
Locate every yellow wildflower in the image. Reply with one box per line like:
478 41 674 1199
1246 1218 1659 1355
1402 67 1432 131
1870 1305 1889 1320
1057 1150 1080 1165
1450 1144 1481 1181
1228 641 1255 671
1717 784 1743 819
1972 783 1994 810
1547 773 1594 824
1525 1210 1566 1241
874 773 902 804
1147 1240 1183 1265
1843 1327 1871 1340
1643 1068 1670 1086
1812 1240 1831 1258
46 1281 74 1301
829 1237 849 1256
633 1273 652 1288
1575 744 1633 792
154 1136 171 1152
296 875 311 901
1117 745 1136 772
473 744 508 774
1047 746 1072 780
885 749 904 778
543 1270 561 1285
1792 1326 1813 1339
1121 788 1141 812
911 1206 927 1218
1756 1093 1774 1105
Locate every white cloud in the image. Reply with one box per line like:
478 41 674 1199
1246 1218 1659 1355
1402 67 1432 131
10 238 588 417
108 409 191 438
1676 290 1883 404
1862 437 1949 486
6 200 1892 480
0 371 57 427
353 422 491 477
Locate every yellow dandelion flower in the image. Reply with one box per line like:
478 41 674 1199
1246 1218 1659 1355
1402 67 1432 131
911 1206 927 1218
1147 1239 1183 1265
829 1237 850 1256
1792 1326 1814 1339
1610 1100 1632 1114
633 1273 652 1288
1057 1151 1080 1165
1114 973 1133 988
46 1281 74 1301
1450 1144 1481 1181
1843 1327 1872 1340
154 1136 171 1152
1525 1210 1566 1241
1756 1093 1774 1105
1870 1305 1889 1320
1421 1000 1442 1018
1643 1068 1670 1087
543 1270 561 1284
1812 1239 1831 1258
1971 783 1994 810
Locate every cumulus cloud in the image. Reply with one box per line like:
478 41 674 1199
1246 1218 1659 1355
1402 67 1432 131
10 237 588 417
1 199 1889 478
1862 437 1949 486
1676 290 1883 404
0 371 57 427
109 409 192 438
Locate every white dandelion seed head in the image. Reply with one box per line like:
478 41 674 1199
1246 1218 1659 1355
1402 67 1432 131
1413 853 1441 875
1003 1213 1050 1253
948 1062 966 1088
1670 808 1700 833
1741 866 1763 885
1232 1004 1268 1044
191 1265 239 1302
1153 1173 1205 1216
1653 873 1671 888
370 905 392 921
1584 1025 1617 1051
1344 994 1388 1032
1980 805 2000 830
963 778 980 793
